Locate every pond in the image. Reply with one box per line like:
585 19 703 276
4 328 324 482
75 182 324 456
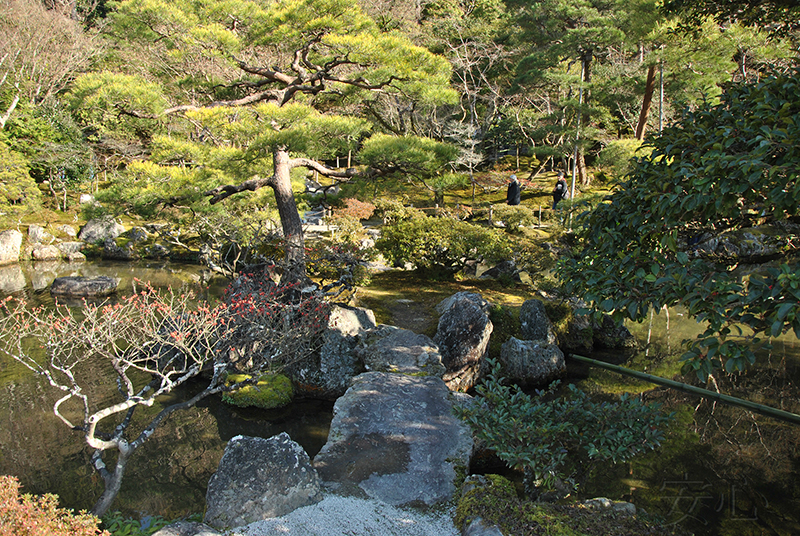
0 260 798 535
578 309 800 536
0 260 334 519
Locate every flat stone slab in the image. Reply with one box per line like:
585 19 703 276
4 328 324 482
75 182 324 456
313 372 472 506
50 275 118 297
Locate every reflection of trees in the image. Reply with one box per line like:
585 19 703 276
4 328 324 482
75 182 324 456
648 343 800 533
0 358 334 517
0 373 99 510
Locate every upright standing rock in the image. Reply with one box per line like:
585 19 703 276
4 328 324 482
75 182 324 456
0 230 23 266
204 433 322 530
519 299 558 344
434 296 493 391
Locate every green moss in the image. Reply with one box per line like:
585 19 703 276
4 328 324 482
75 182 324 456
221 373 293 410
487 305 520 359
543 300 574 336
455 474 582 536
455 473 686 536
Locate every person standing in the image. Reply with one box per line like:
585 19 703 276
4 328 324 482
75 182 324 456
552 171 568 209
506 174 521 205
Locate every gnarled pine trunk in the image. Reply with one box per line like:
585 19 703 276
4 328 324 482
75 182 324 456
271 148 308 284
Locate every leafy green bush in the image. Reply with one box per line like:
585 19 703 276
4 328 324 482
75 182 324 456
0 475 108 536
373 197 424 224
306 240 374 289
595 138 643 181
376 216 512 276
491 204 538 232
101 512 170 536
0 142 40 219
327 213 367 244
455 360 673 495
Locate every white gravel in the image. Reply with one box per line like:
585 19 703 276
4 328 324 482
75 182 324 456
227 495 460 536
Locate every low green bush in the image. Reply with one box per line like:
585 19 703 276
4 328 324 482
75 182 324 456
491 205 538 232
455 360 673 496
101 512 170 536
376 216 512 276
372 197 424 224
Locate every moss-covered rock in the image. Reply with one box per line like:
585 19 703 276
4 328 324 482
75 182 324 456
221 373 294 410
455 474 686 536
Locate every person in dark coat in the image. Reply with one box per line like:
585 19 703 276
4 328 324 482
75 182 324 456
506 174 521 205
552 171 568 209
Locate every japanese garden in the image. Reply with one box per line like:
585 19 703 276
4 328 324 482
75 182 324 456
0 0 798 534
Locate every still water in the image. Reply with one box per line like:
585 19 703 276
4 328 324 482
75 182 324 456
0 260 333 518
580 309 800 536
0 260 798 535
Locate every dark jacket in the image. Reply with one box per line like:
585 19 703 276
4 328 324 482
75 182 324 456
553 178 567 201
507 180 521 205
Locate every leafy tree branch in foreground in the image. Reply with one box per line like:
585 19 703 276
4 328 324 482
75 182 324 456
561 68 800 380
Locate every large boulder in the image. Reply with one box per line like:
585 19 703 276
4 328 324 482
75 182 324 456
692 226 791 261
50 275 118 297
78 217 125 243
559 298 637 353
519 299 558 344
204 433 322 530
0 230 23 265
592 314 637 350
151 522 221 536
56 224 77 238
103 238 137 260
434 296 493 392
357 325 445 377
313 372 473 506
57 242 84 255
27 224 53 244
435 291 491 316
498 337 565 387
31 245 61 261
288 305 374 399
560 298 594 353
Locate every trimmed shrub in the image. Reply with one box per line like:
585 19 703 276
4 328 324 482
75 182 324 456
376 216 512 276
0 475 108 536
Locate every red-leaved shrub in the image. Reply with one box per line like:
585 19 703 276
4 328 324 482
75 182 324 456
0 476 108 536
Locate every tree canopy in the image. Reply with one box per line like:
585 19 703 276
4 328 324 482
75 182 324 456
561 68 800 379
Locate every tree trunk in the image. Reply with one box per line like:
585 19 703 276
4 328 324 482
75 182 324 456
91 446 133 517
635 64 657 140
577 50 592 187
271 148 307 284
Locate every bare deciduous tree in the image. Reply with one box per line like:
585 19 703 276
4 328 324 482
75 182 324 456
0 279 330 516
0 0 103 128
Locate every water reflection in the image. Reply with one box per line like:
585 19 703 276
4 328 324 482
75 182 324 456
0 260 334 518
581 309 800 536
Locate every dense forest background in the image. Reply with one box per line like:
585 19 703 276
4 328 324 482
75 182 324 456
1 0 797 226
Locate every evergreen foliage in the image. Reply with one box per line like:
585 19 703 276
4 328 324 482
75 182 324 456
376 216 512 276
455 360 673 493
561 68 800 379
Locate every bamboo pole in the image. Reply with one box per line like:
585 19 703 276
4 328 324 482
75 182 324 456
570 354 800 426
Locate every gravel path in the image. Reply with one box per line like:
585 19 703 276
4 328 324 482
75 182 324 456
228 495 460 536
